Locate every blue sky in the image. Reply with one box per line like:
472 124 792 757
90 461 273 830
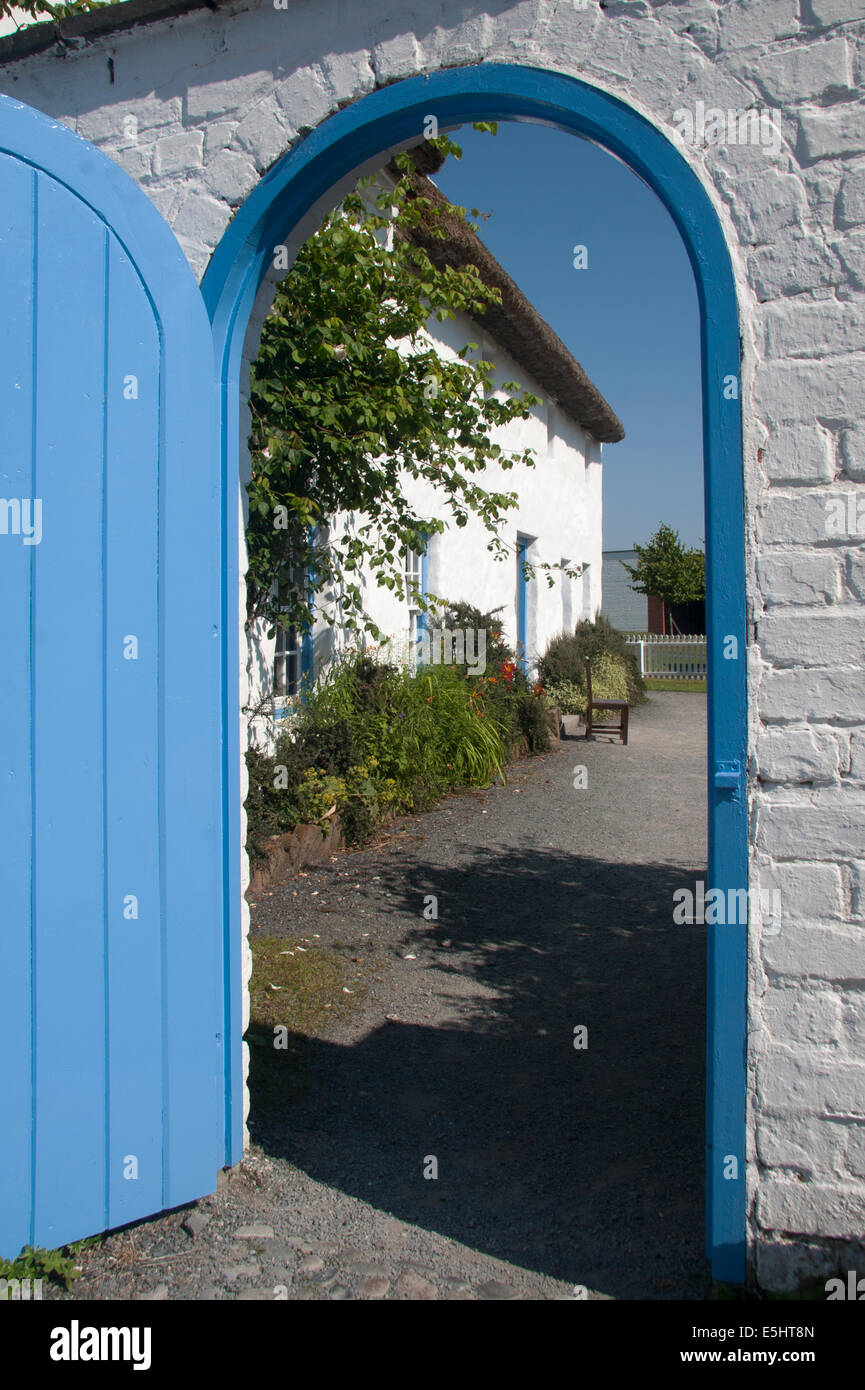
434 121 704 553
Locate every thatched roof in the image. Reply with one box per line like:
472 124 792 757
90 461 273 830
387 151 624 445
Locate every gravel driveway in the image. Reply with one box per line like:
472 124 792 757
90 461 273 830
56 691 711 1301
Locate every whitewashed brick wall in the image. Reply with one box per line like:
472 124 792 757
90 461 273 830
3 0 864 1290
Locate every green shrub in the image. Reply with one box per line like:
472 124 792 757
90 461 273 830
244 746 300 867
294 767 347 828
244 648 518 858
545 651 635 716
514 688 552 752
543 679 584 715
0 1241 93 1290
438 598 515 669
538 616 646 706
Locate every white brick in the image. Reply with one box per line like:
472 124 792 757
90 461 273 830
838 165 865 228
808 0 863 25
438 13 496 70
725 170 807 245
844 549 865 600
234 102 296 173
756 725 839 784
758 493 847 548
321 49 376 100
760 609 865 666
603 1 652 15
204 121 236 158
760 422 834 481
186 71 275 123
170 190 232 247
77 95 183 144
762 987 842 1046
759 297 865 360
203 150 259 205
841 427 865 482
753 359 865 425
837 228 865 292
842 987 865 1052
758 1177 865 1237
800 106 865 163
109 143 153 181
755 1236 852 1293
717 0 800 50
845 1128 865 1179
757 550 841 605
371 33 425 83
574 16 634 80
746 38 853 106
760 667 865 722
757 1114 845 1174
758 1047 865 1115
757 860 844 920
153 129 204 178
757 797 865 861
274 65 335 133
750 230 840 299
762 923 865 981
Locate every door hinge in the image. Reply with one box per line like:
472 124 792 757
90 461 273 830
713 760 744 799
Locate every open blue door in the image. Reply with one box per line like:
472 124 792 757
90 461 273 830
0 96 227 1257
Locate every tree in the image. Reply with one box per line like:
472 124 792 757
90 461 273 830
0 0 98 22
246 132 564 644
624 523 705 634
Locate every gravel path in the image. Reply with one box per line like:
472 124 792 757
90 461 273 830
56 692 711 1302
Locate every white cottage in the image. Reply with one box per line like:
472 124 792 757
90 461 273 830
254 154 624 721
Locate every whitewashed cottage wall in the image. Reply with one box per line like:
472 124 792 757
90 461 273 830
2 0 865 1290
247 304 605 728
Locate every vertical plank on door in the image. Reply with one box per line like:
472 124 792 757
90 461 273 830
0 154 36 1257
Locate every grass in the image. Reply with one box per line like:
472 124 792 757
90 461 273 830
646 678 707 693
247 934 364 1038
245 933 374 1112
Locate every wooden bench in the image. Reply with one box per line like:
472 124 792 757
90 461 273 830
584 658 629 745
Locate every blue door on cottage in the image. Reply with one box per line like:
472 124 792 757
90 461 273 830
0 95 227 1257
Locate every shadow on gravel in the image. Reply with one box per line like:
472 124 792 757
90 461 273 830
249 845 712 1299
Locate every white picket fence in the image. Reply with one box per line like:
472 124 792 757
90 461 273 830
626 634 707 680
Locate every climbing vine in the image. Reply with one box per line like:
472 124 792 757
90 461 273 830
0 0 99 24
245 129 550 642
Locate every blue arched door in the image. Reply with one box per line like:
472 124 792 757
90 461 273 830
204 64 748 1285
0 96 227 1256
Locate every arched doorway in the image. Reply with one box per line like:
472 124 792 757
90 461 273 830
204 63 748 1285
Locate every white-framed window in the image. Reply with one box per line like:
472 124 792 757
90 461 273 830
273 557 312 700
274 622 303 697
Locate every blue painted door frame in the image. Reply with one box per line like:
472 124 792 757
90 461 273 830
0 95 225 1257
203 64 748 1283
516 534 529 673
